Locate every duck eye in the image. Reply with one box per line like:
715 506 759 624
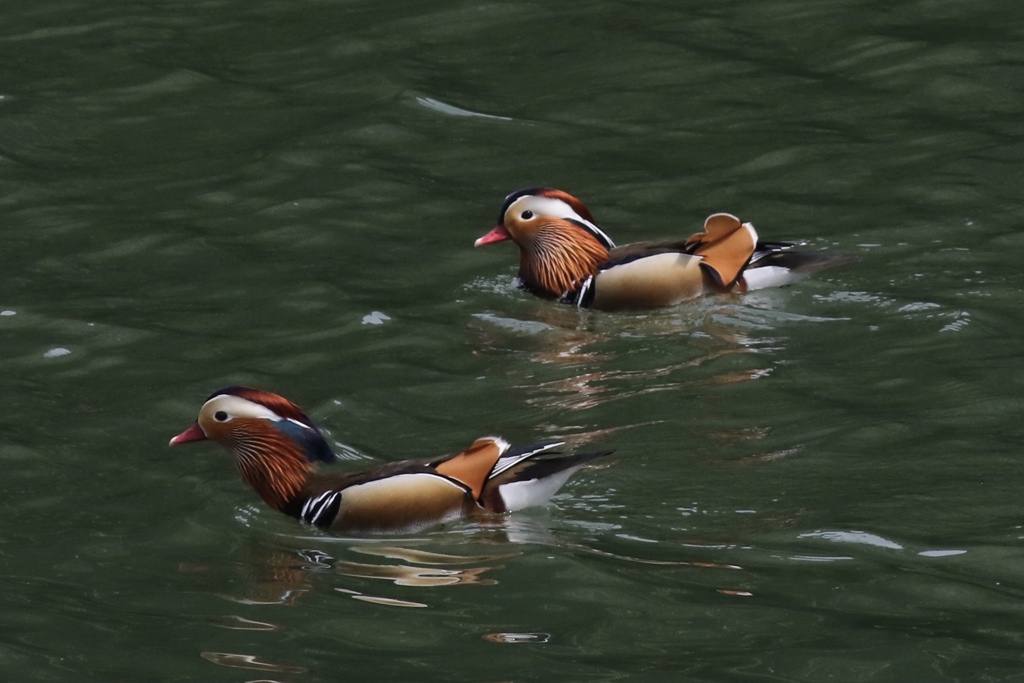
214 411 229 422
521 210 534 220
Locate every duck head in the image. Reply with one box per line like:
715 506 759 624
169 386 337 510
475 188 616 300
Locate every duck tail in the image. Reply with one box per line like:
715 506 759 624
743 243 857 290
480 446 612 513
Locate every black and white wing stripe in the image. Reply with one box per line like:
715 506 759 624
299 490 342 528
487 440 566 480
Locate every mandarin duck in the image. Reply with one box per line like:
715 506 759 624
169 386 611 533
475 187 847 311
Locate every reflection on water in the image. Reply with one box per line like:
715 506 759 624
586 547 741 573
335 558 498 588
519 349 774 414
468 296 855 420
208 539 516 609
350 544 516 565
209 615 278 631
339 590 429 608
210 514 756 612
415 95 513 122
482 631 551 644
200 651 306 674
800 529 903 550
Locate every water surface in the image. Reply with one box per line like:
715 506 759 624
0 0 1021 681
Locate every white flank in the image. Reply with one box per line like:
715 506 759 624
742 265 804 291
498 466 581 512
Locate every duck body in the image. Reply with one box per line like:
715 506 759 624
475 187 845 311
169 386 610 534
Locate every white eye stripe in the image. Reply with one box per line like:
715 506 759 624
509 196 615 249
200 395 284 422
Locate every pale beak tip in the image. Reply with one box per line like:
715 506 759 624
169 421 207 446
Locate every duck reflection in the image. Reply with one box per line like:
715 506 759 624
200 650 306 675
215 534 520 609
470 302 779 416
335 545 509 587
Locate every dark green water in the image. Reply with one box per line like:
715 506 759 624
1 1 1021 681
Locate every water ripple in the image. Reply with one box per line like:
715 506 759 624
200 652 306 674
